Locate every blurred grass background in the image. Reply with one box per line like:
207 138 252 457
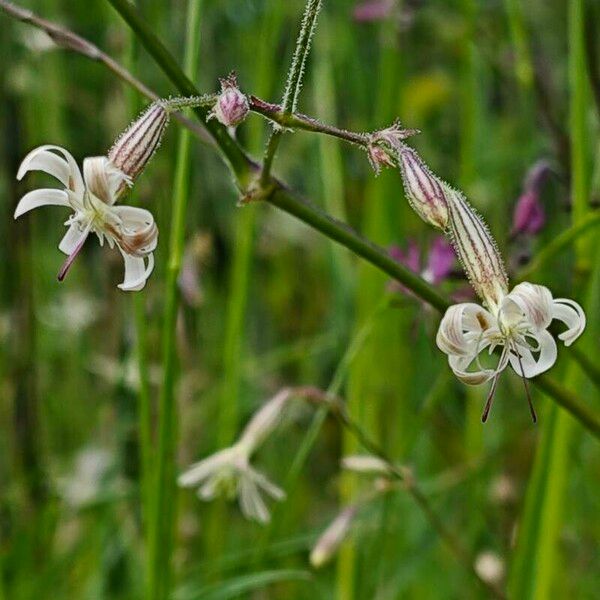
0 0 599 598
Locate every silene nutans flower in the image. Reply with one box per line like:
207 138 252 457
394 143 586 422
15 97 202 291
178 388 296 523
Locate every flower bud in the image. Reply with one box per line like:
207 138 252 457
209 73 249 128
310 506 357 568
108 102 169 192
341 455 391 476
366 144 395 175
396 144 449 230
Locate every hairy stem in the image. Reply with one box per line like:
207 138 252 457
260 0 323 185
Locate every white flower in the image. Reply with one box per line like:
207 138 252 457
178 444 285 524
15 146 158 291
178 389 294 523
436 281 585 418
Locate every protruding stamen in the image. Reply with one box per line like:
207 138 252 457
481 372 500 423
57 227 91 281
515 348 537 423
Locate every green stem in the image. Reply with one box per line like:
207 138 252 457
147 1 202 598
267 188 450 312
260 0 323 185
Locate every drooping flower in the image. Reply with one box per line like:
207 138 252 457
14 97 201 291
178 389 295 523
393 143 586 420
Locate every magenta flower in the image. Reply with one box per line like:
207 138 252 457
353 0 393 23
511 161 551 236
389 237 455 295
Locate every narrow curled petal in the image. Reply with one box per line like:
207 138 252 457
17 145 84 195
445 188 508 311
112 206 158 256
552 298 586 346
17 150 70 187
501 282 553 331
83 157 130 205
508 330 557 378
117 251 154 292
14 189 69 219
436 302 493 357
448 353 496 384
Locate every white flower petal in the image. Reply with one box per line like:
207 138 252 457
59 222 89 255
177 447 237 488
18 145 84 196
508 330 557 378
552 298 586 346
247 466 285 501
239 476 270 523
501 282 553 331
14 189 70 219
112 205 158 254
83 157 132 206
436 302 494 357
17 149 70 187
117 251 154 292
448 353 496 385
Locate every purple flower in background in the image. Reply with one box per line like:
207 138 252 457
389 237 455 296
423 237 456 284
353 0 393 22
511 160 552 236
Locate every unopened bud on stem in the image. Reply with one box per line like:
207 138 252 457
108 102 169 193
209 72 249 128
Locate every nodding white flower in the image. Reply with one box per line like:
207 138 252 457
16 147 157 290
178 389 294 523
395 143 586 420
14 98 203 291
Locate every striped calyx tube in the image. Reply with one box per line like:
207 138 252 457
108 101 169 195
396 143 449 231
